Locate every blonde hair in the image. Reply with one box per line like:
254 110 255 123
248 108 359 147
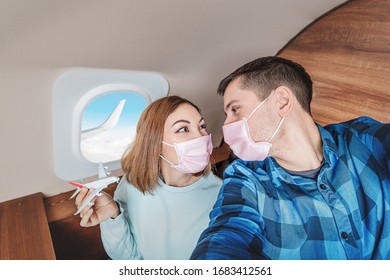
121 96 212 193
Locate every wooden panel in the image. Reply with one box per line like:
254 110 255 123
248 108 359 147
49 215 108 260
44 191 78 223
278 0 390 125
0 193 56 260
44 183 118 259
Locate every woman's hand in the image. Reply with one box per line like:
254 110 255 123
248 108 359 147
75 187 120 227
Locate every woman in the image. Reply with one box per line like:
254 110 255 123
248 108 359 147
75 95 221 259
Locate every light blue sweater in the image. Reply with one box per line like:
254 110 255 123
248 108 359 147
100 172 221 259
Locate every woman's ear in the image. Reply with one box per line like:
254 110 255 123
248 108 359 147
274 86 294 117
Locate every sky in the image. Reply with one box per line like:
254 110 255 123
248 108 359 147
81 92 147 163
82 92 147 131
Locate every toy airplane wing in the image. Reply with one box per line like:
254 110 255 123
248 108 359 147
74 185 107 215
69 162 108 199
69 181 85 199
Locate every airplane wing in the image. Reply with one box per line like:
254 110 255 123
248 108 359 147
69 181 85 199
74 185 107 215
81 99 126 140
70 163 108 199
70 189 81 199
71 168 118 215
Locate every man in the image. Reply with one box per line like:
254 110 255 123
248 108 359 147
191 56 390 259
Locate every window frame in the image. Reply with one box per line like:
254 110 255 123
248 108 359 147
52 68 169 181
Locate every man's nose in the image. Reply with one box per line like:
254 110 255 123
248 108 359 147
223 115 233 126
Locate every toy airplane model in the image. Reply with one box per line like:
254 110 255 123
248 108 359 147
70 163 120 215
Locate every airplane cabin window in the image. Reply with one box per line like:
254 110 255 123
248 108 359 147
81 92 147 164
52 68 169 181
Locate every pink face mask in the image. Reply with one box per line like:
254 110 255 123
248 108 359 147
160 134 212 173
222 92 284 161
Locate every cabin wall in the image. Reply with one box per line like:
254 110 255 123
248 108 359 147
1 68 71 202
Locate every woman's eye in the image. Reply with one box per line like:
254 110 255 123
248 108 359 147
176 127 189 133
200 123 207 130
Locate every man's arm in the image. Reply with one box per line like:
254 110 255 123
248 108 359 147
357 117 390 173
191 163 267 260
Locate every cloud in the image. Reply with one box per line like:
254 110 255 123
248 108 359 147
81 127 136 163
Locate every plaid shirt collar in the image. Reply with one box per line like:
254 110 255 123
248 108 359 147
259 124 340 186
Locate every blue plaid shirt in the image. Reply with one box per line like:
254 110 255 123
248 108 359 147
191 117 390 259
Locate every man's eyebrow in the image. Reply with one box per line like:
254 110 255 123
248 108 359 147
224 99 239 112
171 119 190 127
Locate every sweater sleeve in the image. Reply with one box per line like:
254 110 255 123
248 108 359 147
100 178 143 260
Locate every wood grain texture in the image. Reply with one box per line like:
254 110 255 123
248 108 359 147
0 193 56 259
49 215 108 260
44 184 118 260
278 0 390 125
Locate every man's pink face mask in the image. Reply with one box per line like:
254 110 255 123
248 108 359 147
222 91 284 161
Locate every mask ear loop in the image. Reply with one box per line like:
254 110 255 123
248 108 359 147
160 141 180 165
247 91 275 121
159 154 175 166
267 117 285 142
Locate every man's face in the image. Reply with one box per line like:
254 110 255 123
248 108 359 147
223 78 260 126
223 77 277 143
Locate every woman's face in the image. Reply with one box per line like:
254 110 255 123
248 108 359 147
161 103 208 164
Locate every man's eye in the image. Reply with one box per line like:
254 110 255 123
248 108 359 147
231 105 241 113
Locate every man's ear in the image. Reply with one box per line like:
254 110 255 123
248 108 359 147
274 86 294 117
